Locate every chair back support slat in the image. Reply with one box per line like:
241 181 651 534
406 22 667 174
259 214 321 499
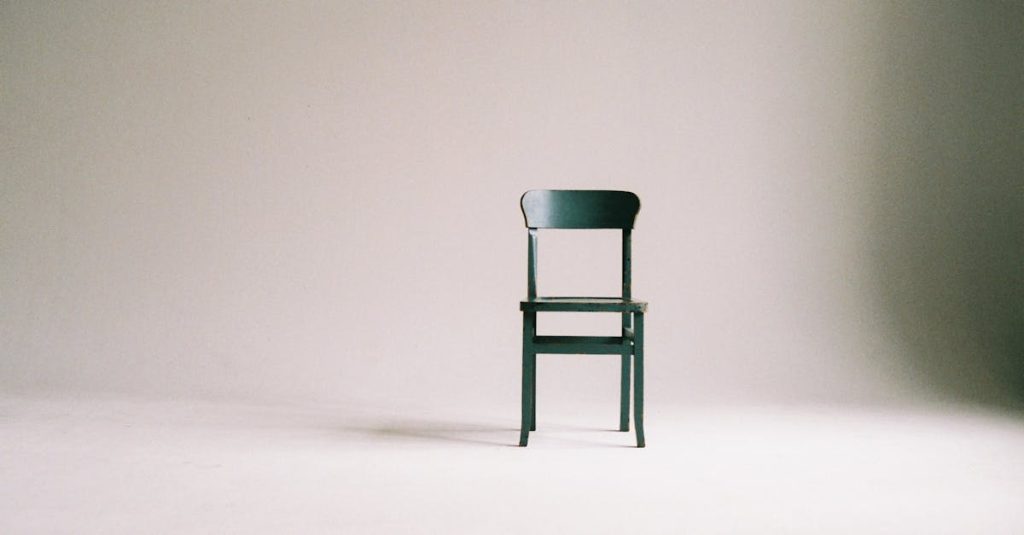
520 190 640 229
621 228 632 332
527 228 538 299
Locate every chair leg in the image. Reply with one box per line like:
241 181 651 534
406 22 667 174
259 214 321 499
519 311 535 447
530 357 537 431
633 312 645 448
619 353 631 431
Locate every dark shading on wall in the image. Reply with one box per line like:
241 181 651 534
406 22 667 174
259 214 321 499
868 2 1023 407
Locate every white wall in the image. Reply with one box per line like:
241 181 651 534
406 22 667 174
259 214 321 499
2 1 1021 408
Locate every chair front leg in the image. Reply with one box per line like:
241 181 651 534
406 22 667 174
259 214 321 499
633 312 645 448
519 311 536 447
530 355 537 431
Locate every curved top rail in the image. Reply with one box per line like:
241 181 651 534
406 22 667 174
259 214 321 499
520 190 640 229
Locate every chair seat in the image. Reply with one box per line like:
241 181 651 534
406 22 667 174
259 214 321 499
520 297 647 313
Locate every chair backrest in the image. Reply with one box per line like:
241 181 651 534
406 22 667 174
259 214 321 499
519 190 641 301
520 190 640 229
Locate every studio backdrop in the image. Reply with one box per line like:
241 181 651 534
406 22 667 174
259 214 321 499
2 1 1021 410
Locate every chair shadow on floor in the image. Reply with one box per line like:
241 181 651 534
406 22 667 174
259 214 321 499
341 419 625 447
343 420 518 447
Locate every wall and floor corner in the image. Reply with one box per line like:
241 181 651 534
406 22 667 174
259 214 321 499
1 2 1022 533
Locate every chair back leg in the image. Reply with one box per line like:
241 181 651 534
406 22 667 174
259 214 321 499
619 353 631 431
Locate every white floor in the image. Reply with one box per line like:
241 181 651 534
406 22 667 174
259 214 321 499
2 395 1023 534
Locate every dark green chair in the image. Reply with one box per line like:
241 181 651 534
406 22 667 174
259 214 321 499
518 190 647 448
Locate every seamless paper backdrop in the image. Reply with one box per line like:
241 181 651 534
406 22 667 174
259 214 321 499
2 1 1021 410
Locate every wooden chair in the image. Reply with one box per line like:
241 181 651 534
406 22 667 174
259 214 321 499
518 190 647 447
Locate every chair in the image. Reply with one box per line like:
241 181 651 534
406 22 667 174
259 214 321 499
517 190 647 448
